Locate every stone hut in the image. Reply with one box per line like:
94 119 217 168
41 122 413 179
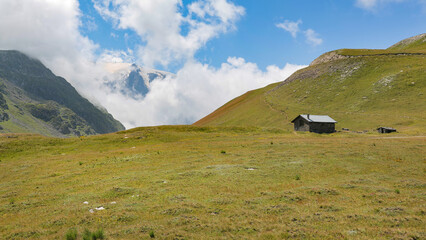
377 127 396 133
291 114 337 133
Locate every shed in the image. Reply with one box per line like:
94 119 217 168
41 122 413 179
291 114 337 133
377 127 396 133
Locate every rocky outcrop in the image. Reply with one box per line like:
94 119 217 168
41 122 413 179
388 33 426 50
309 51 348 66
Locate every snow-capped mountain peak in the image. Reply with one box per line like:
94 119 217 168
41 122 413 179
104 63 172 97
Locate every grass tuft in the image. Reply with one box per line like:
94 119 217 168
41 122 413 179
82 228 104 240
65 228 77 240
92 228 105 240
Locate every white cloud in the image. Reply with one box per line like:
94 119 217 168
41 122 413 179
355 0 409 10
276 19 323 46
356 0 378 9
304 29 323 46
0 0 305 129
103 59 306 127
276 20 302 38
93 0 245 68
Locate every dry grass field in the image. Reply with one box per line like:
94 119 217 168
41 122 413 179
0 126 424 239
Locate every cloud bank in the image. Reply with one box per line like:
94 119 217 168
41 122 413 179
106 59 304 127
0 0 305 129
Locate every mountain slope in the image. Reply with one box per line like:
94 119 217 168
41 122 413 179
105 63 171 98
194 34 426 133
0 50 125 136
388 33 426 52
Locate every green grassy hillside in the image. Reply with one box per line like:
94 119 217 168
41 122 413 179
0 127 424 239
0 50 125 136
194 34 426 133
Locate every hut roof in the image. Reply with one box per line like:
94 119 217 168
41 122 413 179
291 114 337 123
377 127 396 130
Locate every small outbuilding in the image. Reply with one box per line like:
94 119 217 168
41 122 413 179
377 127 396 133
291 114 337 133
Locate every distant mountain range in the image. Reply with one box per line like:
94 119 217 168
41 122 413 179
0 50 125 137
104 62 171 98
194 33 426 133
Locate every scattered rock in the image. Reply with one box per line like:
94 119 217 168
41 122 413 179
310 51 348 66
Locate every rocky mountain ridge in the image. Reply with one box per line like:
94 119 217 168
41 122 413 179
0 50 125 137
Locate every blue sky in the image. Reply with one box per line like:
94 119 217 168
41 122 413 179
79 0 426 72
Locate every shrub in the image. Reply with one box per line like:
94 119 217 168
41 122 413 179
395 189 400 194
92 228 105 240
82 228 105 240
295 174 301 180
65 228 77 240
221 150 226 154
82 229 92 240
149 230 155 238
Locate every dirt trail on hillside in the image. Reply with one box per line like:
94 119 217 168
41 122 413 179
263 96 288 121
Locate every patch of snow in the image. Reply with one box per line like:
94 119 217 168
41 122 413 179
83 201 89 204
89 209 94 213
110 201 116 204
95 207 105 211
